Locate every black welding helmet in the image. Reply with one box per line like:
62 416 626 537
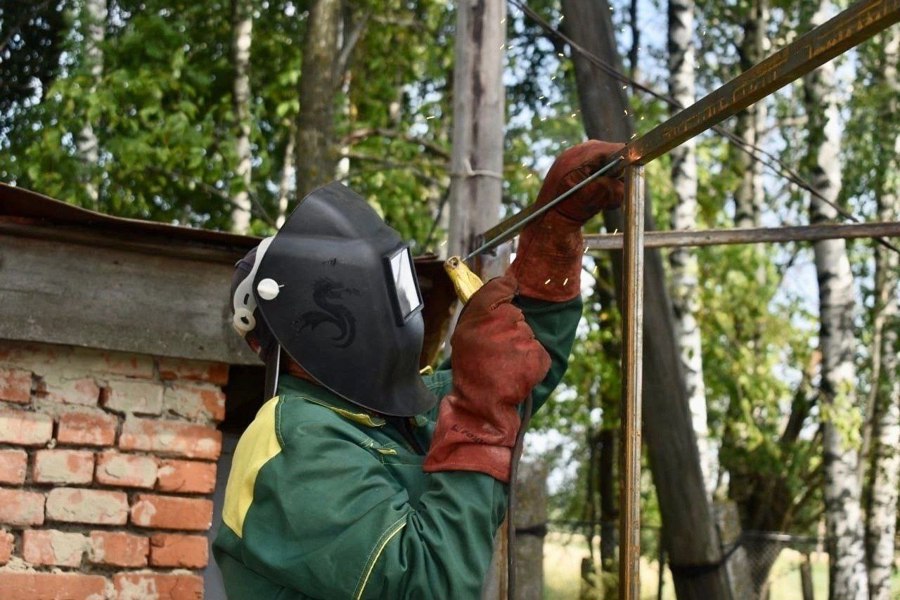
241 182 436 417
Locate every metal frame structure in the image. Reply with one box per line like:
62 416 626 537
607 2 900 597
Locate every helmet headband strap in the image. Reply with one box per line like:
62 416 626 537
232 236 275 336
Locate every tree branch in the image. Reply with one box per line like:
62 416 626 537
342 127 450 160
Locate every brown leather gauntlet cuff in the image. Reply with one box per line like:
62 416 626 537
509 212 584 303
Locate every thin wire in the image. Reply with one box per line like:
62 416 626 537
508 0 900 256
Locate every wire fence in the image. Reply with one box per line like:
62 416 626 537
541 521 832 600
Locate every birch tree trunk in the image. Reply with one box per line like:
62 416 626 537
77 0 106 207
864 29 900 600
802 4 867 598
561 1 749 597
447 0 507 280
667 0 715 500
295 0 341 200
276 127 297 228
230 0 254 234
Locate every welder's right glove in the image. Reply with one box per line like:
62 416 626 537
423 275 550 483
509 140 625 302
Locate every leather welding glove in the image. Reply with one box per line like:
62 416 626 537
423 275 551 483
509 140 626 302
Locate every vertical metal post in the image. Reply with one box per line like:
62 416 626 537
619 165 645 600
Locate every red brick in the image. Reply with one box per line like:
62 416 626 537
119 418 221 459
95 451 157 488
0 572 107 600
101 379 164 416
0 367 31 404
89 531 148 567
46 488 128 525
36 376 100 406
0 489 45 526
0 449 28 484
158 357 229 385
163 382 226 422
22 528 87 567
130 494 212 531
33 449 95 485
0 529 13 564
114 572 203 600
149 533 209 568
0 342 152 379
156 459 216 494
82 348 155 379
57 410 118 447
0 409 53 446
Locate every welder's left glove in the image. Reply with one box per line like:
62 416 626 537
509 140 625 302
423 275 550 483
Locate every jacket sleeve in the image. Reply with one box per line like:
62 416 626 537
516 294 582 412
235 401 507 599
426 294 582 420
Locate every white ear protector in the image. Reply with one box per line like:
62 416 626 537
232 236 276 336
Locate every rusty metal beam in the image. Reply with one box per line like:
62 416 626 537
625 0 900 165
584 221 900 250
473 0 900 256
619 166 645 600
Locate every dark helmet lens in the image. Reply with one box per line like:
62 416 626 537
386 246 423 324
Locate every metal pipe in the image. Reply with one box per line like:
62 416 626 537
584 221 900 250
619 166 645 600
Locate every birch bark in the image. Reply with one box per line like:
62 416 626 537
230 0 254 234
802 4 867 598
77 0 106 207
864 28 900 600
667 0 715 499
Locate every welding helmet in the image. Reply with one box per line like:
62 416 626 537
231 182 436 417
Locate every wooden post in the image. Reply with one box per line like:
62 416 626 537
513 460 547 600
447 0 508 280
445 2 508 597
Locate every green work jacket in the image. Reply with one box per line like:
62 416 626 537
213 296 582 599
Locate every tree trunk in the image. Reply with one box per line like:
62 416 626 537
513 460 547 600
732 0 768 229
667 0 715 500
802 4 867 598
864 28 900 600
441 2 508 597
560 1 747 597
447 0 507 280
77 0 106 207
230 0 253 234
295 0 341 200
277 127 297 228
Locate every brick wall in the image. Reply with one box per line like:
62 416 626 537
0 341 228 600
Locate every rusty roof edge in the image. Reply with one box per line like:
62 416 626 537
0 182 262 250
0 182 445 267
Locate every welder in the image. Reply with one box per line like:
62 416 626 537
212 140 624 599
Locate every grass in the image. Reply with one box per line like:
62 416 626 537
543 534 900 599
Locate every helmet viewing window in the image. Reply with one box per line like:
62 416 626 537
386 245 423 325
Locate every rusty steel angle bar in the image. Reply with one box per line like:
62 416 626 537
472 0 900 257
